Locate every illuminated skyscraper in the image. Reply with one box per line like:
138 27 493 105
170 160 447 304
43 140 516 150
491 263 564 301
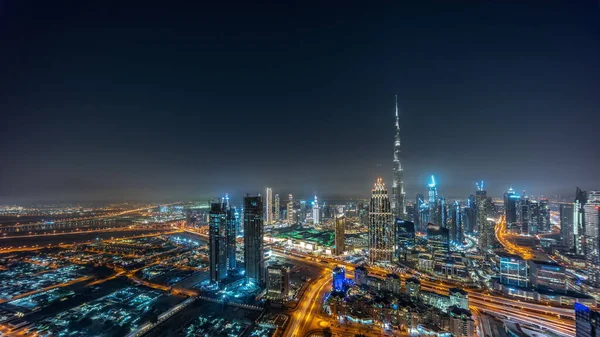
416 193 425 230
369 178 394 264
334 208 345 255
312 194 320 225
574 187 587 255
585 191 600 286
244 195 265 286
519 195 531 235
539 198 550 232
560 203 575 250
225 195 237 271
428 176 439 224
475 182 487 234
504 188 518 232
392 95 406 219
265 187 273 225
274 193 280 222
287 194 294 224
209 198 228 283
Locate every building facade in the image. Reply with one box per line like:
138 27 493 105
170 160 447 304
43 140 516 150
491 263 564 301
335 208 345 255
392 95 406 219
209 199 228 283
244 195 265 286
369 178 394 264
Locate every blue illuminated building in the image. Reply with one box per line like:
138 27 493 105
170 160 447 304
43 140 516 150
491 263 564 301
332 266 345 292
504 188 519 232
576 302 600 337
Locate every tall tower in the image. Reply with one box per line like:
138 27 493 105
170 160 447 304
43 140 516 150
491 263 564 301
209 198 228 283
287 194 295 224
225 195 237 271
244 195 265 286
392 95 406 219
335 207 346 256
274 193 280 222
428 176 439 224
265 187 273 225
574 187 587 255
312 195 320 225
585 191 600 286
369 178 394 264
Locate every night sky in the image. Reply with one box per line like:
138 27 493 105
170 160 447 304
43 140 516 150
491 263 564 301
1 1 599 203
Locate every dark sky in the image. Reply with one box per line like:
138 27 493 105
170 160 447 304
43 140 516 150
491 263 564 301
1 1 599 204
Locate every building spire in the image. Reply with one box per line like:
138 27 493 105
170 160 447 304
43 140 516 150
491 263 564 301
395 94 400 129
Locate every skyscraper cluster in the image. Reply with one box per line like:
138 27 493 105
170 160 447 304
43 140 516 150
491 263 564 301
209 194 265 287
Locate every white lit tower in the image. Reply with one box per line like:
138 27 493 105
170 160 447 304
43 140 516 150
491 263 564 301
369 178 394 264
265 187 273 225
392 95 406 219
274 193 280 222
312 194 320 225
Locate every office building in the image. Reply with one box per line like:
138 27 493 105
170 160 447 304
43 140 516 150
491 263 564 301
332 266 345 292
561 203 575 250
539 198 550 232
405 204 416 224
395 219 415 261
385 273 401 295
574 187 587 255
209 199 228 283
504 188 519 232
265 187 273 225
274 193 280 222
267 264 289 299
463 206 476 235
225 199 237 271
392 95 406 219
575 302 600 337
528 200 540 235
475 183 488 234
427 223 449 253
528 260 567 293
518 195 531 235
415 193 425 230
355 265 368 287
450 201 462 243
585 191 600 286
449 307 474 337
369 178 394 264
428 176 439 225
312 195 320 225
405 277 421 299
244 195 265 286
286 194 294 224
334 208 345 255
498 252 529 288
449 288 469 310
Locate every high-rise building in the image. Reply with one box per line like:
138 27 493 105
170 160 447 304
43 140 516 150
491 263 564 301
427 223 449 253
539 198 550 232
332 266 345 292
428 176 439 225
528 260 567 293
385 273 401 295
392 95 406 219
475 182 488 235
209 199 228 283
287 194 295 224
354 265 368 286
244 195 265 286
274 193 280 222
415 193 425 230
450 201 463 243
529 200 541 235
440 196 447 228
405 204 416 223
334 208 345 256
312 195 320 225
265 187 273 225
518 195 531 235
561 203 575 250
504 188 519 232
395 219 415 261
575 303 600 337
449 288 469 310
498 252 529 288
225 197 237 271
585 191 600 286
574 187 587 255
266 264 289 299
369 178 394 264
405 277 421 299
463 206 476 235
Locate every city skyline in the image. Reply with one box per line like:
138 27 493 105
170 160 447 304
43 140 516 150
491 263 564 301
1 2 599 203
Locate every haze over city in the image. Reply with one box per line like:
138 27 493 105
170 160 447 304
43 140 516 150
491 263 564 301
1 1 599 203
